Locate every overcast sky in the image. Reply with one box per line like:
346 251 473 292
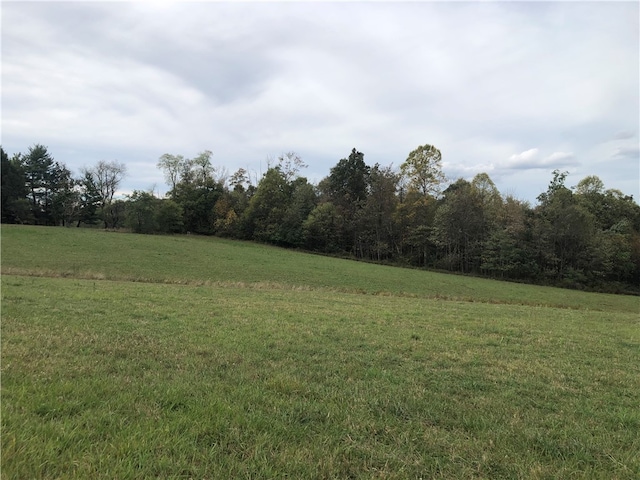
2 1 639 203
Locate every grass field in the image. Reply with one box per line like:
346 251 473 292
2 225 639 478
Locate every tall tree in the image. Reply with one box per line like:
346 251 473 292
1 148 30 224
481 196 537 279
125 190 159 234
323 148 370 210
277 151 308 182
157 153 186 196
229 168 251 192
23 144 55 224
280 177 317 247
396 144 445 265
534 170 596 281
360 164 400 261
471 173 501 214
211 167 253 236
431 179 485 272
76 170 101 227
320 148 370 254
400 144 446 197
84 160 127 228
241 167 292 243
470 172 502 272
50 163 78 226
172 154 224 235
574 176 640 284
191 150 214 186
394 188 439 267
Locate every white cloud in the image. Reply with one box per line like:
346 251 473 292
545 152 577 164
1 1 638 203
612 146 640 160
509 148 540 164
502 149 578 172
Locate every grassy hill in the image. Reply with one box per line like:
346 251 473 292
2 225 639 479
2 225 637 313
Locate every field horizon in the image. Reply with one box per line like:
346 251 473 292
2 225 639 478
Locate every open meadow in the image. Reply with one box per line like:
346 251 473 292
2 225 639 478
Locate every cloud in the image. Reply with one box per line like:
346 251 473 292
443 162 496 182
545 152 577 164
612 146 640 160
503 148 578 171
612 130 637 141
1 1 638 203
509 148 540 165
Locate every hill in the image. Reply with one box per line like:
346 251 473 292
1 225 638 313
2 225 639 478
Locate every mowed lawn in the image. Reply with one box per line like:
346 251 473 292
2 225 639 479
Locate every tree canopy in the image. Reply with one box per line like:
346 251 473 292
3 143 639 293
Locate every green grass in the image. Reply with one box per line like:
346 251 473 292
2 225 640 478
2 225 638 313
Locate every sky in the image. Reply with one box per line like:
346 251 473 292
2 1 639 204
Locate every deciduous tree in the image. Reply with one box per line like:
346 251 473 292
277 151 307 182
321 148 370 254
400 144 446 197
84 160 127 228
157 154 186 196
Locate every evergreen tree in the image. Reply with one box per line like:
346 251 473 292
1 148 30 224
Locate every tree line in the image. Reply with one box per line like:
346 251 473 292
3 144 639 293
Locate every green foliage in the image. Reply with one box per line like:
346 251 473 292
303 202 342 252
173 178 223 235
49 164 78 227
482 228 538 279
359 164 400 261
1 147 31 224
4 225 639 313
395 192 438 267
23 144 55 219
21 144 72 225
533 175 597 280
126 191 185 235
320 148 371 255
157 153 186 195
156 198 184 234
190 149 214 185
83 160 127 229
400 144 446 196
431 179 485 272
241 167 292 242
125 190 160 234
279 177 317 247
107 199 127 230
323 148 370 210
4 144 640 292
536 169 569 206
76 170 101 227
242 168 316 247
160 150 227 235
481 196 537 279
